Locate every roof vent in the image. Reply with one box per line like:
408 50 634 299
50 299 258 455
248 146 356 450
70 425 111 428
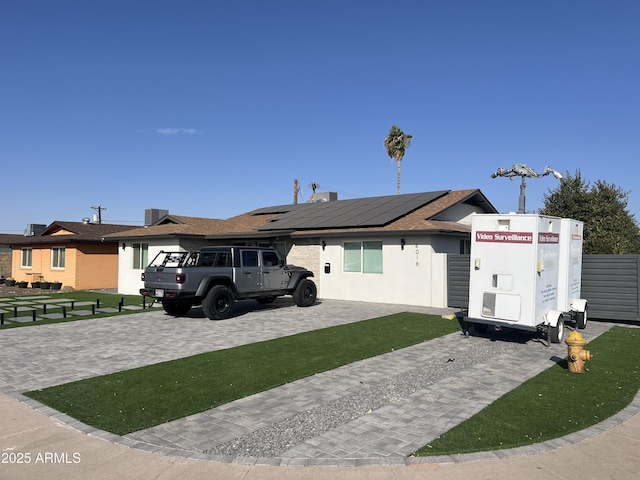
82 217 91 225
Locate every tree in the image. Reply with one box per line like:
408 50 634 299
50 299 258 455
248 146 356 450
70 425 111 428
539 170 640 254
383 125 412 194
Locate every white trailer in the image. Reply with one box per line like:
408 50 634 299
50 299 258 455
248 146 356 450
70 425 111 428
466 214 587 343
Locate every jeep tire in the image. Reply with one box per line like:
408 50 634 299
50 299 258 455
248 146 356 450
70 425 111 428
293 278 317 307
203 285 235 320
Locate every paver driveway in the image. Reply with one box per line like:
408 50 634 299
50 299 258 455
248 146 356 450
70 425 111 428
0 298 619 466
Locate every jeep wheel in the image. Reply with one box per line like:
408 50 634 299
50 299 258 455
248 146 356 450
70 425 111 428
161 300 193 316
293 278 317 307
203 286 235 320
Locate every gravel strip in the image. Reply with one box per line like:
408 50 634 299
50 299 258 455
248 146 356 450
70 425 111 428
204 340 516 457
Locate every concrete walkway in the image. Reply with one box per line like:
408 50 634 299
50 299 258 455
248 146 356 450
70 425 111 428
1 298 639 478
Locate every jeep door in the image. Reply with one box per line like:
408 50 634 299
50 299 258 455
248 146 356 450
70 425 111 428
236 249 262 293
261 250 290 291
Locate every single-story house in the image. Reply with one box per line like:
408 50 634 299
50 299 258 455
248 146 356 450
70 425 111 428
109 189 497 308
7 220 138 290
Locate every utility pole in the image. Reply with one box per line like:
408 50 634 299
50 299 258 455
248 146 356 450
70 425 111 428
293 179 300 205
91 205 106 224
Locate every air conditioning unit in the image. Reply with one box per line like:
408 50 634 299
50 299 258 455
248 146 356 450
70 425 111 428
24 224 46 236
145 208 169 226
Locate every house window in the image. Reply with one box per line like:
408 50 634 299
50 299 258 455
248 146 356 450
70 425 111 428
51 247 66 269
343 241 383 273
133 243 149 269
21 248 32 268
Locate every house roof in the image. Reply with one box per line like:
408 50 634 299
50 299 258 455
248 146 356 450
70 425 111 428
0 234 27 247
106 212 280 240
105 189 497 241
7 221 139 246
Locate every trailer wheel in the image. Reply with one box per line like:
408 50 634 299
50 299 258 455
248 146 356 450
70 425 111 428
202 286 235 320
161 300 192 316
576 305 588 330
549 315 564 344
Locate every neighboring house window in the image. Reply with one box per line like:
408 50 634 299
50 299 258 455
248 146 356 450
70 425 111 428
460 239 471 254
133 243 149 269
21 248 32 268
51 247 66 269
343 241 383 273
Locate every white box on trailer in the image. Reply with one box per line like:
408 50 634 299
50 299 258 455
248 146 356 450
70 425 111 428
466 213 586 343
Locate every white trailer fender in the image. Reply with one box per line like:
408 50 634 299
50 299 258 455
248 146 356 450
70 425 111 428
570 299 588 313
545 310 564 327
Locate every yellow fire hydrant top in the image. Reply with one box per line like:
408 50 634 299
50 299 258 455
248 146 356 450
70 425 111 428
565 330 587 347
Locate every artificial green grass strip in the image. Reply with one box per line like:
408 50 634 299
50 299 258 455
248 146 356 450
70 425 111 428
25 312 460 435
0 292 148 329
414 326 640 456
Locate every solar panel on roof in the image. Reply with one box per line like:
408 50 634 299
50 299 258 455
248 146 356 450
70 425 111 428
257 191 448 231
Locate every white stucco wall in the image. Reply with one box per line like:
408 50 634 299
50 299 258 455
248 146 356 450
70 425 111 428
434 202 484 224
117 241 175 295
307 235 457 308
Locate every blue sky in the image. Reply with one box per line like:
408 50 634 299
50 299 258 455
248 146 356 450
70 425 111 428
1 0 638 233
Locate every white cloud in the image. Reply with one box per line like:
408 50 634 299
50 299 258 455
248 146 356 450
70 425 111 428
156 128 203 136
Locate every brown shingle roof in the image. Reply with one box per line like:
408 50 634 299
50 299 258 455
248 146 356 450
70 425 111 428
8 222 139 245
105 189 496 240
105 212 279 239
0 234 26 247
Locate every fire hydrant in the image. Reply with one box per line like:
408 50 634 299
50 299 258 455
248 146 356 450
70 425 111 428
565 330 592 374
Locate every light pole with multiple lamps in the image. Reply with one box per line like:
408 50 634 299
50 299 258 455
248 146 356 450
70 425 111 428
491 164 563 214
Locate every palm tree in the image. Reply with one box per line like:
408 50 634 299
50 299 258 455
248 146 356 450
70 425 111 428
384 125 412 194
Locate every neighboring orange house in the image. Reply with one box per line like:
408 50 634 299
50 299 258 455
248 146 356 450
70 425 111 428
8 221 138 290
